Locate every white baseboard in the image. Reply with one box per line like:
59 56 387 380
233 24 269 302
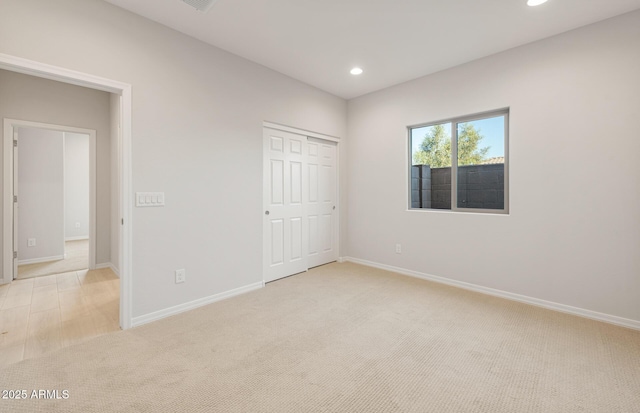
65 236 89 241
343 257 640 331
18 255 65 265
95 262 120 277
131 281 265 328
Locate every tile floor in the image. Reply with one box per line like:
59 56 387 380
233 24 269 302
0 268 120 366
17 240 89 280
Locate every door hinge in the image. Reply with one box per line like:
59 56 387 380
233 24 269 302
13 195 17 203
121 218 124 225
13 140 17 147
13 251 17 259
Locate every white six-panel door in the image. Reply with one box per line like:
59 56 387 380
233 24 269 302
263 128 338 283
307 137 338 269
263 128 308 283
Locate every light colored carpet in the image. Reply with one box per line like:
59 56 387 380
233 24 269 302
1 262 639 412
17 240 89 280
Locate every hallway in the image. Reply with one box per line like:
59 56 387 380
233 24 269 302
0 267 119 366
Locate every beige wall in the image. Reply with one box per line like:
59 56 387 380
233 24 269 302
346 11 640 322
0 69 112 266
65 132 90 240
17 127 65 262
0 0 347 318
8 0 634 326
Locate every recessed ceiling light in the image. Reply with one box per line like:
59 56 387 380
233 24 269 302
527 0 548 6
350 67 363 75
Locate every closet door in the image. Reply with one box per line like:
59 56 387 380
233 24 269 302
263 128 307 282
307 138 338 268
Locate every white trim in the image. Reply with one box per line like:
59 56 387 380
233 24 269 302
263 121 340 143
0 53 133 330
121 88 133 330
17 255 65 265
0 53 129 94
3 124 12 285
62 134 67 263
95 262 120 277
342 257 640 331
131 281 264 328
337 257 346 263
89 132 97 270
65 236 89 241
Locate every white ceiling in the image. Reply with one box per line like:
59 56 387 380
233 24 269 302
102 0 640 99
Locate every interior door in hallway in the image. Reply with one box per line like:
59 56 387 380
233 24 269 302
263 128 307 283
306 137 338 268
13 130 19 278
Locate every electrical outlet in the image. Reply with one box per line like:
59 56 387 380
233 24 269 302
175 269 186 284
395 244 402 254
28 238 36 247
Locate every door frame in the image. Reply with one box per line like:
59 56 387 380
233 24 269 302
4 120 98 273
0 53 134 330
262 121 340 281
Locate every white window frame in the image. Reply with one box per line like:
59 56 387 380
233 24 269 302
408 108 509 214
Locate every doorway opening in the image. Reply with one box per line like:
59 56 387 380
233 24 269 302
0 53 133 330
7 122 97 280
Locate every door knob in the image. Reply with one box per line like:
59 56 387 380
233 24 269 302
333 206 336 210
265 210 270 215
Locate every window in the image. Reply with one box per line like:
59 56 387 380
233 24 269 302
409 109 508 213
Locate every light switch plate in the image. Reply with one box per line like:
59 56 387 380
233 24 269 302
136 192 165 207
